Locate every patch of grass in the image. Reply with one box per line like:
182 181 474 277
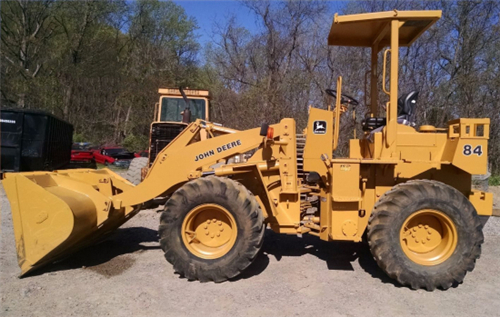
489 175 500 186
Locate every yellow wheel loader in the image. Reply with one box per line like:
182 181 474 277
2 10 494 291
126 87 211 185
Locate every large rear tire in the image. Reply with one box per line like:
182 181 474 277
367 180 483 291
126 157 148 185
159 176 265 282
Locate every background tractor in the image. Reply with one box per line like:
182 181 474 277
126 87 211 185
2 10 494 291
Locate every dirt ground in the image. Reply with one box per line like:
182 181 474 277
1 185 499 317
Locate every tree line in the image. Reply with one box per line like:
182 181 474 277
1 0 499 173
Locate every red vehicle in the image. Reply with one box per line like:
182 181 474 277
70 143 96 168
93 147 135 168
134 150 149 158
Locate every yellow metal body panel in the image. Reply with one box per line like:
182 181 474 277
329 208 360 241
330 162 361 241
303 107 333 176
332 161 360 202
469 190 493 216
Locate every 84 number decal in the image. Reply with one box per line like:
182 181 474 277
463 145 483 156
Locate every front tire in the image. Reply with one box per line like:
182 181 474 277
159 176 265 282
126 157 148 185
367 180 483 291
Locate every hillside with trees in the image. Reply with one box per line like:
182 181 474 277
1 0 499 174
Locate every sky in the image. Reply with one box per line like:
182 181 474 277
174 1 258 46
174 1 346 47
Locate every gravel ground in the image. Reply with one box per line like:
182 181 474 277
490 185 500 213
1 184 499 317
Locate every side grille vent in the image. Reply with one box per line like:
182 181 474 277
149 124 186 164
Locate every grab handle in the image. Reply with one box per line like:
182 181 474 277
333 76 342 151
382 49 391 96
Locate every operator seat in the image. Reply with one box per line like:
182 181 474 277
397 91 419 124
361 91 419 131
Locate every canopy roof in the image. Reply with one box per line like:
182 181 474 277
328 10 442 48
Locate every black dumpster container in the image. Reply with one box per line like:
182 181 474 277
1 109 73 172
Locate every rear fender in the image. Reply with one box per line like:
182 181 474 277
448 118 489 175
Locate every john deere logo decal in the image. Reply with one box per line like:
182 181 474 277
313 121 327 134
195 140 242 162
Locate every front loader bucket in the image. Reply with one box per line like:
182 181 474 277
2 169 137 276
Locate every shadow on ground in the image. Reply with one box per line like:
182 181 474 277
232 230 400 287
24 227 160 278
25 228 399 287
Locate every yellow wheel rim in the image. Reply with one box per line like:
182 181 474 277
181 204 237 259
400 209 458 266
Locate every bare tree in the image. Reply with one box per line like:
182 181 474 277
1 0 56 107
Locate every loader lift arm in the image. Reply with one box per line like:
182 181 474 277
114 119 283 207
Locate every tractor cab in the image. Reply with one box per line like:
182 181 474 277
149 88 211 165
155 88 210 124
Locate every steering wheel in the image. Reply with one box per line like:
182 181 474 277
325 89 359 106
